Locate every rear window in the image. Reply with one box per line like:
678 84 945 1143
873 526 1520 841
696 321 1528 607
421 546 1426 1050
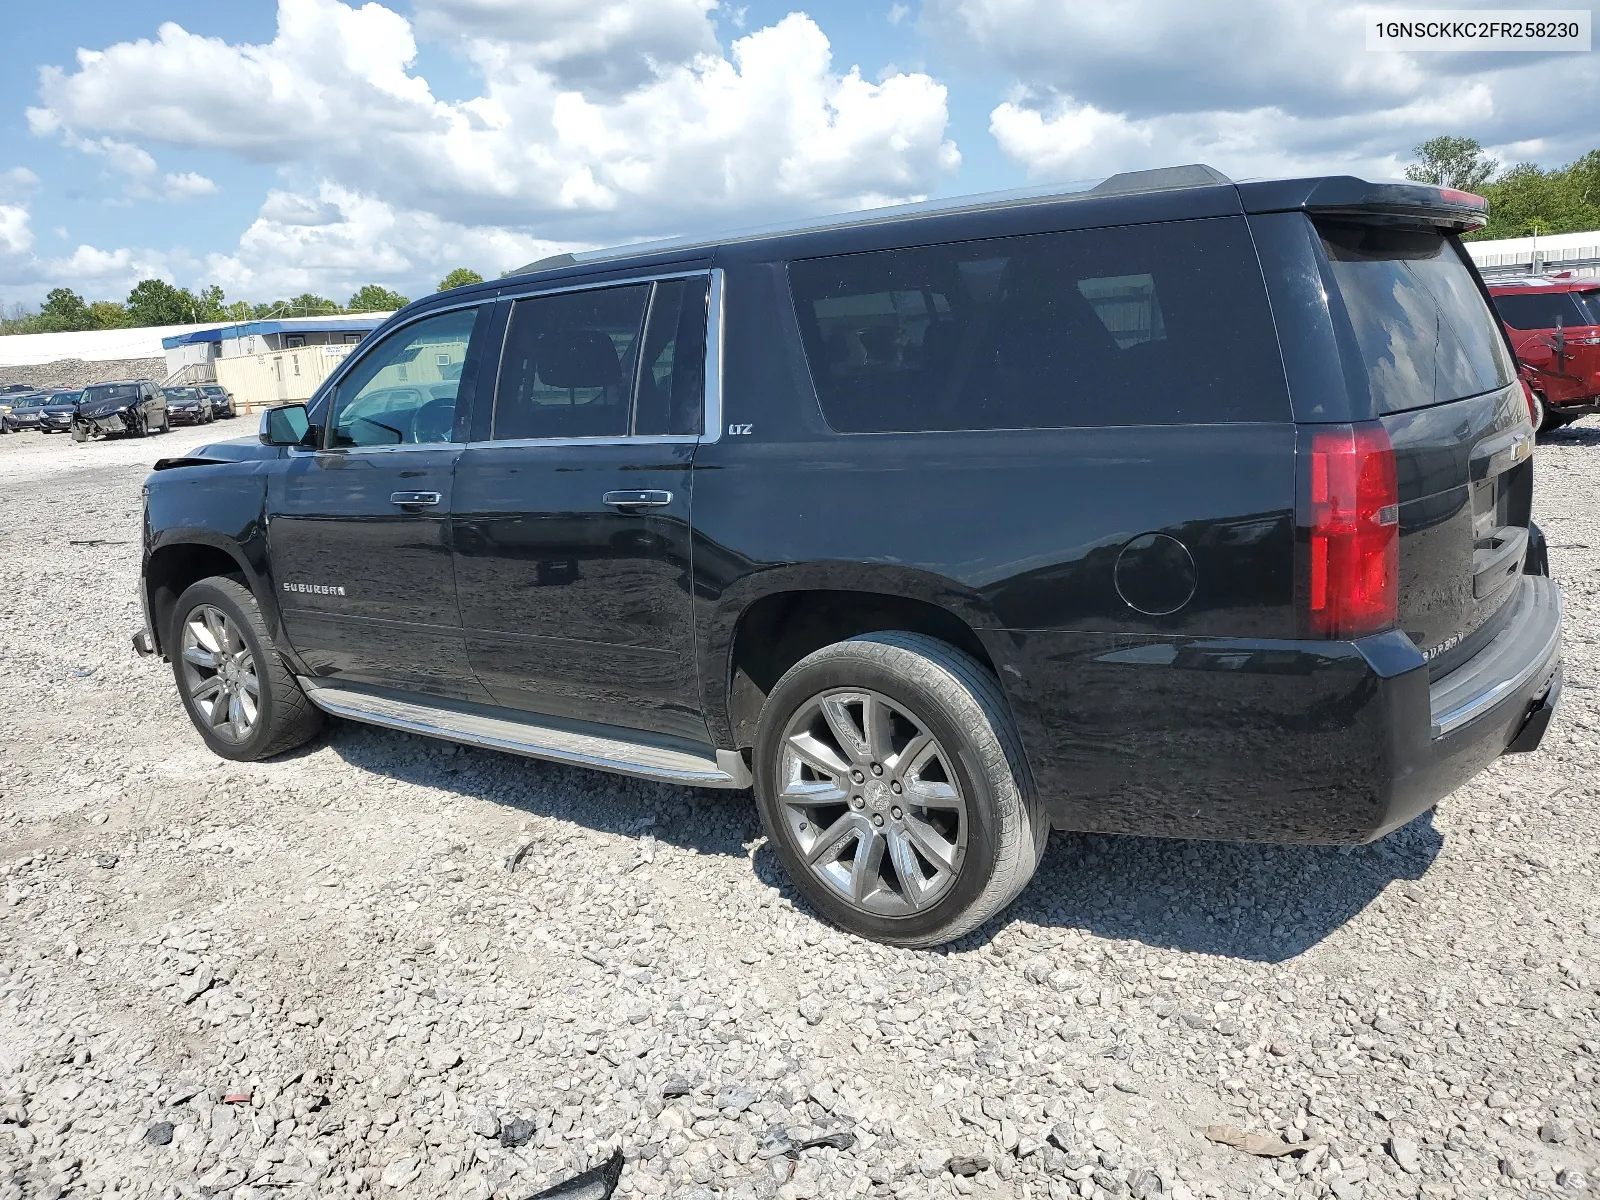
788 216 1290 432
1493 289 1600 330
1318 223 1514 413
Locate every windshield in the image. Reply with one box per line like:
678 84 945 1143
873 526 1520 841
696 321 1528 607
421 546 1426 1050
82 384 141 405
165 388 199 400
1318 221 1515 413
48 392 80 404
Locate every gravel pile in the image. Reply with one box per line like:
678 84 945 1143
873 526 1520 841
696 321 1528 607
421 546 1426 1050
0 420 1596 1200
0 358 169 391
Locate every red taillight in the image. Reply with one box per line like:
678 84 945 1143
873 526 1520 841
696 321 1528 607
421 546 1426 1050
1306 424 1399 638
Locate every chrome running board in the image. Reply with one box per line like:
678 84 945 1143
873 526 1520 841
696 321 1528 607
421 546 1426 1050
298 680 752 789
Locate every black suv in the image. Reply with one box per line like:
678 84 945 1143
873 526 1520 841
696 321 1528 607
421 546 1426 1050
135 165 1562 946
77 379 169 439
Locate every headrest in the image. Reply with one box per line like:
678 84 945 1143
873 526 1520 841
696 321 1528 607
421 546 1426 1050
537 330 621 390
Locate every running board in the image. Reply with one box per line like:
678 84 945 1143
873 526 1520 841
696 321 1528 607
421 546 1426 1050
298 680 752 789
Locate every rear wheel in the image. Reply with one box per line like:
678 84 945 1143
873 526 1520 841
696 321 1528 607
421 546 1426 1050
753 632 1047 947
170 577 323 761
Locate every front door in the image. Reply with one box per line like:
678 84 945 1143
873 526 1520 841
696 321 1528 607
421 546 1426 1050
452 275 711 742
267 305 494 701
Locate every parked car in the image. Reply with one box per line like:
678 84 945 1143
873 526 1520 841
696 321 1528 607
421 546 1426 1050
0 392 26 432
0 382 34 394
4 391 49 431
198 384 236 419
74 379 169 439
38 389 83 434
1487 277 1600 432
163 387 215 426
135 165 1561 946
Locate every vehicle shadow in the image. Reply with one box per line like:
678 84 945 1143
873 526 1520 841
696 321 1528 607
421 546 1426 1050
1541 420 1600 446
323 720 1441 964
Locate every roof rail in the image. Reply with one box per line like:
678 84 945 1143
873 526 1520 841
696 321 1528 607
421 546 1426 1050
1089 164 1232 196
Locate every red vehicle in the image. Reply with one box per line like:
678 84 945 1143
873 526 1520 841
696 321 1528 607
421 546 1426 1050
1487 276 1600 432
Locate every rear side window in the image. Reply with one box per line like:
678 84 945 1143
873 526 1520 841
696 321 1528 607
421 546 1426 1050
1493 290 1600 330
494 285 649 440
787 216 1288 432
1318 223 1515 413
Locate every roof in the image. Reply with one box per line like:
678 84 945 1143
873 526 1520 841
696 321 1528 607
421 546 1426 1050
505 164 1487 283
163 313 391 349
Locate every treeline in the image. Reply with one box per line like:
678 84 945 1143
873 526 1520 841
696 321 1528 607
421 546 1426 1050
0 267 485 336
1407 136 1600 240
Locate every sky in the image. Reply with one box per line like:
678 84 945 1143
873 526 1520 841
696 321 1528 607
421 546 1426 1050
0 0 1595 309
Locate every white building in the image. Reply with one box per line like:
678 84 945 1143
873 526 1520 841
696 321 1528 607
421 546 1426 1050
1465 229 1600 279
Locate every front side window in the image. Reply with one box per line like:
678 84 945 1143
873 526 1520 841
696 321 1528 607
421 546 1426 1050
788 216 1289 432
329 307 481 448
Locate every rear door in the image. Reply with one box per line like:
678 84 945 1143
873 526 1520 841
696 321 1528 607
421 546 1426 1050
1313 220 1528 675
267 304 495 700
450 273 712 743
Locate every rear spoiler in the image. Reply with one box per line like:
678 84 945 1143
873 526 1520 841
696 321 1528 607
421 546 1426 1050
1237 176 1489 233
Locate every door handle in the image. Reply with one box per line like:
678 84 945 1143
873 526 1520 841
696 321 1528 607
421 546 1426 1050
602 490 672 509
390 491 442 507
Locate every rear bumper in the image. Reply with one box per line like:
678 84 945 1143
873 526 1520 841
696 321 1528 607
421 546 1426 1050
988 576 1563 844
1374 574 1562 838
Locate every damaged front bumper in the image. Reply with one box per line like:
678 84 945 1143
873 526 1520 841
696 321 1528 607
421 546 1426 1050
77 408 137 437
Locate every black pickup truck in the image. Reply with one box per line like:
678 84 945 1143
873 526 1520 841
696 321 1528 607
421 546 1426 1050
135 164 1562 945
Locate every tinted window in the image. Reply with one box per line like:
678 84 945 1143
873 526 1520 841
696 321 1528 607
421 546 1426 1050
788 217 1288 432
1319 223 1514 413
632 277 708 436
1493 290 1600 330
329 307 481 448
493 285 648 440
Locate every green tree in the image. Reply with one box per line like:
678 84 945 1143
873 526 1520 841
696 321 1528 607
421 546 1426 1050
346 284 409 312
288 293 340 316
1472 153 1600 240
193 284 229 322
36 288 93 332
1405 135 1498 192
88 301 129 329
223 300 254 321
126 278 201 326
436 267 484 292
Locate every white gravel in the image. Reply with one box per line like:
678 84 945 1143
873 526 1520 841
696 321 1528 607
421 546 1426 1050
0 419 1597 1200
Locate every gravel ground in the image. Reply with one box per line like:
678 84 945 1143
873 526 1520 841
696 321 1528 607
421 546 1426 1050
0 419 1596 1200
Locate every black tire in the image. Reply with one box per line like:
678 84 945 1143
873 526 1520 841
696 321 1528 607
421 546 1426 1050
753 632 1047 947
1542 410 1573 431
1531 391 1548 435
170 576 324 761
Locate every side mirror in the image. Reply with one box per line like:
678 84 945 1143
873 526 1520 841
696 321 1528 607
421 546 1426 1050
260 403 312 447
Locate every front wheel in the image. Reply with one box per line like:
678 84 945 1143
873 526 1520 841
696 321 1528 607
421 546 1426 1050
170 577 324 761
753 632 1047 947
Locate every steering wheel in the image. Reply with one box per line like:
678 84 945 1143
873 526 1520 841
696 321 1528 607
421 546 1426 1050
410 399 456 444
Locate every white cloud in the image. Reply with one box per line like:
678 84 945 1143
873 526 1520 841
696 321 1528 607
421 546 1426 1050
56 133 218 203
414 0 720 93
989 83 1501 182
0 168 41 202
928 0 1599 181
0 206 33 257
201 183 570 300
30 0 957 244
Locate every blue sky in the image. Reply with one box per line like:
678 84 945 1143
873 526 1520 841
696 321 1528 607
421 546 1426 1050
1 0 1594 309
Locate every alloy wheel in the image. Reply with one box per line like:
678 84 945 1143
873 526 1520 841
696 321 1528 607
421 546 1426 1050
777 687 968 916
179 605 260 743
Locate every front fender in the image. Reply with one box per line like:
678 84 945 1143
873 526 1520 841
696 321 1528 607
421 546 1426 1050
141 458 297 664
